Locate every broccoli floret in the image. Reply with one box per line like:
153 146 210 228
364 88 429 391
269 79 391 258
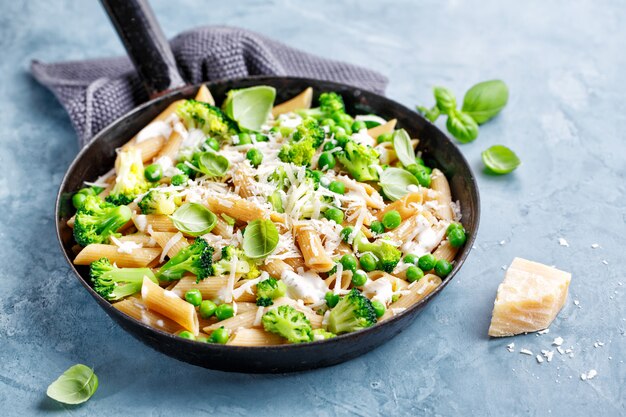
267 166 290 189
156 237 214 282
319 92 345 115
73 195 132 246
292 118 325 148
177 99 237 140
138 189 182 215
106 148 151 205
311 328 336 341
262 305 312 343
212 246 261 279
89 257 157 300
327 288 377 334
352 231 401 273
255 277 287 306
335 140 380 182
278 138 318 166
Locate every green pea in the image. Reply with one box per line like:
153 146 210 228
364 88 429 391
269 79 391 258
418 254 437 271
178 331 196 340
176 162 194 176
333 113 353 124
352 120 367 132
405 265 424 282
335 133 351 147
447 228 467 248
308 170 323 182
359 254 378 272
322 141 336 151
246 148 263 167
371 300 385 318
434 259 453 277
72 192 87 209
406 164 431 187
415 157 425 166
340 254 358 272
324 207 344 224
184 289 202 307
370 220 385 235
215 304 235 321
325 291 340 308
352 270 368 286
171 174 189 186
340 227 353 243
210 326 230 344
377 132 392 143
321 118 336 127
403 254 419 265
329 181 345 194
269 126 280 135
199 300 217 319
318 152 336 171
237 133 251 145
330 125 346 136
205 137 220 151
382 210 402 229
255 133 269 142
338 121 353 134
144 164 163 182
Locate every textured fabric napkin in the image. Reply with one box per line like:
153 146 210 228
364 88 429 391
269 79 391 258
31 26 388 147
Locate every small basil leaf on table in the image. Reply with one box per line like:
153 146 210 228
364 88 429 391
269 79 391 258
243 219 279 259
222 86 276 132
462 80 509 124
416 105 440 122
170 202 217 236
481 145 520 174
392 129 416 167
46 364 98 405
446 110 479 143
433 86 457 114
196 152 230 177
379 167 420 201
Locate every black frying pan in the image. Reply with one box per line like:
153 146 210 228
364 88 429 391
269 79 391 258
55 0 480 373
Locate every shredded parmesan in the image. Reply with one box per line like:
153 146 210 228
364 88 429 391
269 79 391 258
160 232 183 262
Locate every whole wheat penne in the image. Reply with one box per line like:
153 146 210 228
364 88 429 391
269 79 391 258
380 274 441 321
432 240 459 263
150 231 189 259
337 175 384 209
430 168 454 221
206 196 268 222
376 191 426 221
229 328 286 346
171 276 256 302
141 277 199 335
118 233 157 246
155 129 183 161
294 226 334 273
113 296 183 334
194 84 215 105
231 163 256 198
367 271 409 290
272 87 313 117
133 214 178 233
367 118 397 138
204 310 258 332
262 259 293 277
74 244 161 267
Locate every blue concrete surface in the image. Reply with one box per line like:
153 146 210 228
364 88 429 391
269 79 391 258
1 0 624 415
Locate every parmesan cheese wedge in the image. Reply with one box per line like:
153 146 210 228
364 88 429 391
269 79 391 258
488 258 571 337
271 87 313 117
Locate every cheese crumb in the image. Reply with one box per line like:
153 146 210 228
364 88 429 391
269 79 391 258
557 347 565 355
591 243 599 249
602 260 609 265
580 369 597 381
520 348 533 355
537 329 550 335
536 355 544 363
552 337 564 346
499 240 506 246
558 238 569 247
507 343 515 352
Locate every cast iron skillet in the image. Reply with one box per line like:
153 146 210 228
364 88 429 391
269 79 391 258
55 0 480 373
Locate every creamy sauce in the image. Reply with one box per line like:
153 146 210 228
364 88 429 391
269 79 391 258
136 121 172 143
281 270 329 304
362 277 393 305
181 128 206 149
350 130 376 147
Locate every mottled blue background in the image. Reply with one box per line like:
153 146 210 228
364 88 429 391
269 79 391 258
1 1 624 415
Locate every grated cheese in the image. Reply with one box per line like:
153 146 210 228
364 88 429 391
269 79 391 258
253 306 265 327
110 236 142 254
160 232 183 262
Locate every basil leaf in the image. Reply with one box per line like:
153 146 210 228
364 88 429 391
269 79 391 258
379 167 420 201
446 110 479 143
433 86 457 114
481 145 520 174
416 105 440 122
462 80 509 124
243 219 279 259
170 202 217 236
196 151 229 177
222 86 276 131
46 364 98 405
392 129 416 167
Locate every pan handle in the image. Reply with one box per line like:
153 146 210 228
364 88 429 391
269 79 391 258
100 0 186 98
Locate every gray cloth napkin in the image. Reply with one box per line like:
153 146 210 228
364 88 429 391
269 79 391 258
31 26 388 147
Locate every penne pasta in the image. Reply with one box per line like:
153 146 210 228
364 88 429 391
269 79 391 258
231 163 256 198
380 274 442 321
432 240 459 263
204 310 258 332
271 87 313 117
367 118 397 138
113 296 184 334
376 191 426 221
430 168 454 221
206 196 268 222
133 136 165 163
155 129 183 161
141 277 199 335
133 214 178 233
171 276 256 302
150 231 189 259
262 259 293 277
73 244 161 267
294 226 335 273
229 328 286 346
194 84 216 105
118 233 157 246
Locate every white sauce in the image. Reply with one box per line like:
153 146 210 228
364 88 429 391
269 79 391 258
350 130 376 148
277 113 303 129
362 277 393 305
181 128 206 149
136 121 172 143
154 156 180 178
281 270 329 304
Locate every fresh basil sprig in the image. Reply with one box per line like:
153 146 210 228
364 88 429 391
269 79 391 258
170 202 217 236
462 80 509 124
196 151 229 177
416 80 508 143
391 129 416 167
46 364 99 405
379 167 419 201
243 219 279 259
